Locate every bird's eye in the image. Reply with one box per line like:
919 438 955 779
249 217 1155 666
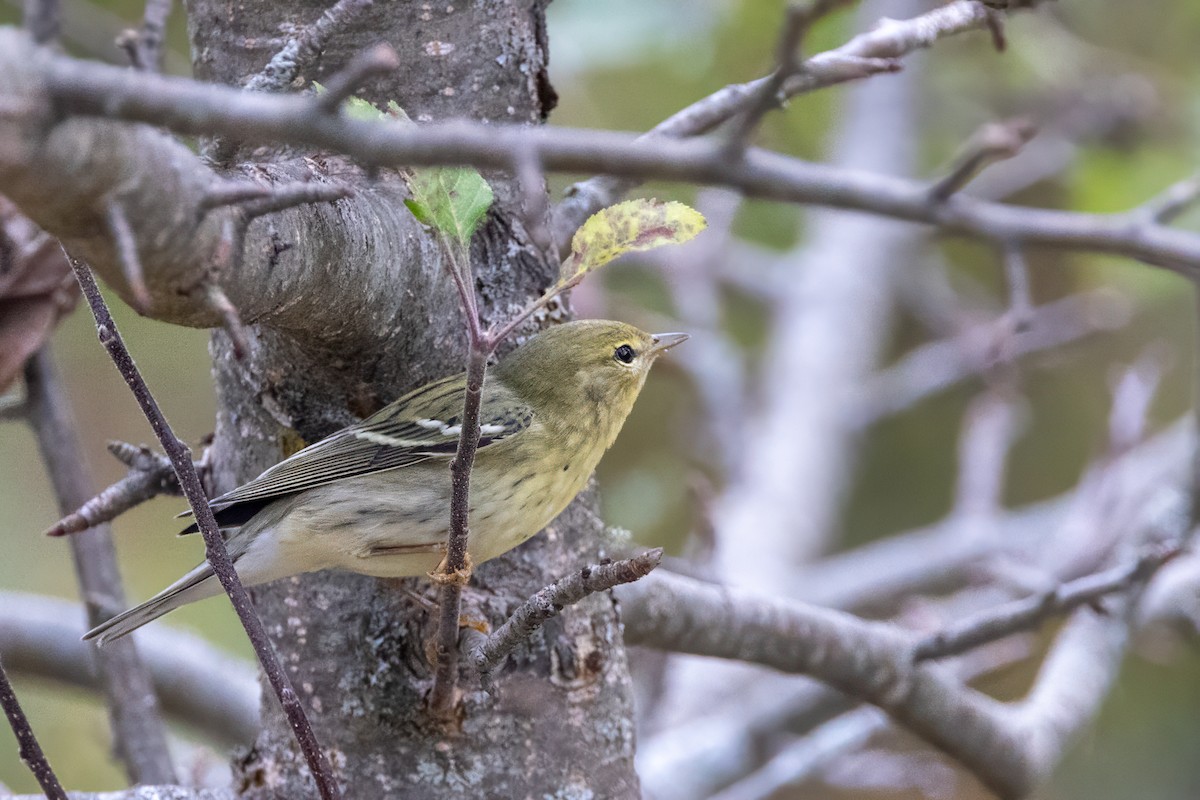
614 344 636 364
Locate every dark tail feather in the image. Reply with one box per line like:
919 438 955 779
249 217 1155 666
84 563 222 645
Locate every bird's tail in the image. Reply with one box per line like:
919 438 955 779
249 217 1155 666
84 562 224 645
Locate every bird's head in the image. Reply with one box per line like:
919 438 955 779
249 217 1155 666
496 319 688 444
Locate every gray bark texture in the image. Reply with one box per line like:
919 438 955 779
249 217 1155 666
0 0 642 798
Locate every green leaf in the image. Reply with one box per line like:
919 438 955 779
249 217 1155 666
343 95 389 122
562 199 707 281
310 83 411 123
404 168 495 247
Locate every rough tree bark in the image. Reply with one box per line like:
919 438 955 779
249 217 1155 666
5 1 642 798
194 2 640 798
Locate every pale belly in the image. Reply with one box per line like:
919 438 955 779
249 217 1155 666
266 453 594 579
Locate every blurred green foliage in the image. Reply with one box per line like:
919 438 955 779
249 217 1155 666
3 0 1200 796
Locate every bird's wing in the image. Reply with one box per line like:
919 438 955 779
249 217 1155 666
183 373 534 521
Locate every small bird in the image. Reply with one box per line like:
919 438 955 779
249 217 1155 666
85 320 686 644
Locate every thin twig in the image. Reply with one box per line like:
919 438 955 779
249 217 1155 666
0 393 26 422
22 0 59 44
428 343 487 720
241 181 353 220
1108 347 1168 459
554 0 1005 241
246 0 375 94
205 0 374 163
116 0 173 72
473 550 663 673
983 6 1007 52
312 44 400 114
427 219 602 714
1002 241 1034 331
43 442 181 537
25 348 176 783
428 240 488 721
199 180 275 211
203 282 251 360
928 118 1036 201
514 145 555 259
0 654 67 800
724 0 853 155
854 289 1131 426
67 257 342 800
36 54 1200 279
912 541 1183 662
1141 173 1200 225
104 200 152 313
951 390 1022 523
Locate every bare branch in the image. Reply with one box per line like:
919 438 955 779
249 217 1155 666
428 241 487 722
203 0 375 163
471 549 663 673
22 0 59 45
1141 173 1200 225
25 348 176 783
312 44 400 114
68 258 343 800
240 180 354 220
0 392 26 422
928 118 1036 202
723 0 855 155
0 591 258 745
20 40 1200 280
556 0 1017 240
621 569 1028 795
0 653 66 799
952 390 1023 523
854 289 1131 426
708 638 1033 800
913 541 1183 662
105 200 152 314
202 281 251 360
619 558 1158 800
43 441 182 538
198 180 275 211
116 0 174 72
246 0 375 94
1002 242 1034 330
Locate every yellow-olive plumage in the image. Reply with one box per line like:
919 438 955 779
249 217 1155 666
85 320 686 644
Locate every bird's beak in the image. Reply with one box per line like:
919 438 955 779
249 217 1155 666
649 332 689 356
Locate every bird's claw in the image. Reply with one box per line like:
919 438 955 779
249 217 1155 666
428 551 474 586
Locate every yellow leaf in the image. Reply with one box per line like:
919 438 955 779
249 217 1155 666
563 199 707 280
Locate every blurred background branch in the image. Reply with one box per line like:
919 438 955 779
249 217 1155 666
4 0 1200 797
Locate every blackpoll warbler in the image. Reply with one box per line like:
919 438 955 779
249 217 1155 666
85 320 686 644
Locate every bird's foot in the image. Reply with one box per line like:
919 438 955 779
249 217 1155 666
428 550 474 586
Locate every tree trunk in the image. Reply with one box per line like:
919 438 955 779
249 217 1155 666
178 0 638 797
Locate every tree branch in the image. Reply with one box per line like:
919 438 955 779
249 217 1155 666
24 347 176 783
928 118 1036 201
116 0 174 72
0 652 66 800
21 0 58 45
555 0 1015 239
68 259 343 800
4 29 1195 282
0 591 258 746
470 549 663 674
42 442 184 537
620 561 1157 800
912 541 1182 662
